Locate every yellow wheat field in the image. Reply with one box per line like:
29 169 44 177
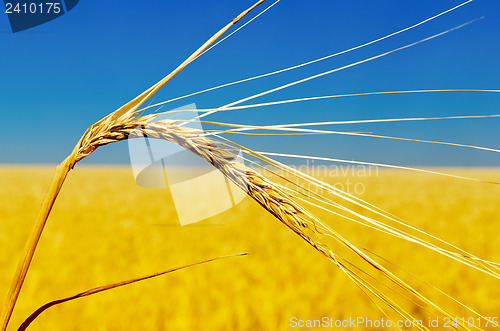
1 166 500 330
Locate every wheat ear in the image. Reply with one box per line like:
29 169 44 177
71 118 468 328
5 104 483 329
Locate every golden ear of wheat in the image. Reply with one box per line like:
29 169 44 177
78 118 321 243
72 117 470 327
13 93 489 329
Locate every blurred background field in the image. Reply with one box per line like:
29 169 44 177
1 166 500 330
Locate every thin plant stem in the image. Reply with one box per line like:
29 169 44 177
17 253 247 331
0 153 76 331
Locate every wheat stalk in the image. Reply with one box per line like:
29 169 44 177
1 100 456 329
2 0 496 329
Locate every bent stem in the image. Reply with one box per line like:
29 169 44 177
0 152 77 331
17 253 248 331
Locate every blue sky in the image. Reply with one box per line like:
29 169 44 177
0 0 499 166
